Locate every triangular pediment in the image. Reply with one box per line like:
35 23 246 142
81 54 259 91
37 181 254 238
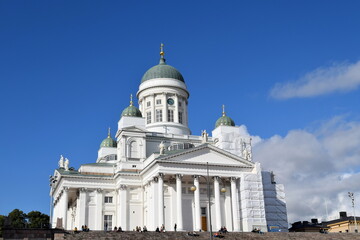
116 126 147 137
157 144 254 167
121 126 146 131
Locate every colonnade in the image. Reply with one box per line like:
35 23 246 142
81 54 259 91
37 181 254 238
52 174 241 232
153 173 241 232
140 93 188 125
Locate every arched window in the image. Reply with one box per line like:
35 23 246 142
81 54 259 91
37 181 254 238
130 141 139 159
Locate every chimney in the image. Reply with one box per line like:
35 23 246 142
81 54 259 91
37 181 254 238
311 218 318 224
340 211 347 219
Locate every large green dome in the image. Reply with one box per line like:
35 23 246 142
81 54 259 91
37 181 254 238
215 105 235 128
100 129 117 148
141 58 184 83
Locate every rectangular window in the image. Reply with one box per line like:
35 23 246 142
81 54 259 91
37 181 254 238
156 99 162 105
201 207 206 215
168 110 174 122
146 112 151 124
178 101 182 107
104 196 113 203
156 109 162 122
178 112 183 124
146 101 151 107
104 215 112 230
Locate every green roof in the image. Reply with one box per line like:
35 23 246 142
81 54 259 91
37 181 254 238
215 107 235 128
121 105 142 117
215 115 235 128
141 58 184 83
100 129 117 148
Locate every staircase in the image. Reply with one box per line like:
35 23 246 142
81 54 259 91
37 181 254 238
60 231 360 240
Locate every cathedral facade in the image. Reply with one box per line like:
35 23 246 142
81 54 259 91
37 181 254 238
50 46 288 232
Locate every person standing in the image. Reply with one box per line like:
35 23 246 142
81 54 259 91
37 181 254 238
174 223 177 232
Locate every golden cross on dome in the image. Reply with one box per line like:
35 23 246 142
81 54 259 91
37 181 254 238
130 94 133 106
160 43 164 57
222 104 226 116
108 127 111 137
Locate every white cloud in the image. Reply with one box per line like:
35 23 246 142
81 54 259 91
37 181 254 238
252 116 360 224
270 61 360 99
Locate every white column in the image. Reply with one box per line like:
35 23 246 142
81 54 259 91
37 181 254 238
194 176 201 231
151 178 158 230
231 178 240 231
158 173 164 227
214 177 222 230
163 93 168 122
176 174 183 231
95 189 103 230
78 188 87 227
119 185 128 230
62 187 69 230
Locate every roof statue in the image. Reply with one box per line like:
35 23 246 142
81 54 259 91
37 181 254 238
201 130 209 143
58 155 64 168
64 158 69 171
241 138 252 161
159 141 166 155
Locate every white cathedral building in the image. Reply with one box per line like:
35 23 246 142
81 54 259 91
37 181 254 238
50 45 288 232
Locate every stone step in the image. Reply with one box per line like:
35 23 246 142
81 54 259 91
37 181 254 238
61 231 360 240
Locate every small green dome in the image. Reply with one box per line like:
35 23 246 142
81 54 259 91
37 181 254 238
100 129 117 148
121 94 142 118
215 115 235 128
141 56 185 83
121 105 142 117
215 105 235 128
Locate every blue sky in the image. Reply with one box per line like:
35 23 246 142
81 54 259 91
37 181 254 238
1 1 360 224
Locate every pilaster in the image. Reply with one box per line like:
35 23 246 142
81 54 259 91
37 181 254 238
174 94 179 123
163 93 168 122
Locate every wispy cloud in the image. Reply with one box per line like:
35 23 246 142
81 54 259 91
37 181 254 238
252 116 360 223
270 61 360 99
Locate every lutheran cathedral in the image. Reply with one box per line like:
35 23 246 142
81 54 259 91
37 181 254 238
50 45 288 232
